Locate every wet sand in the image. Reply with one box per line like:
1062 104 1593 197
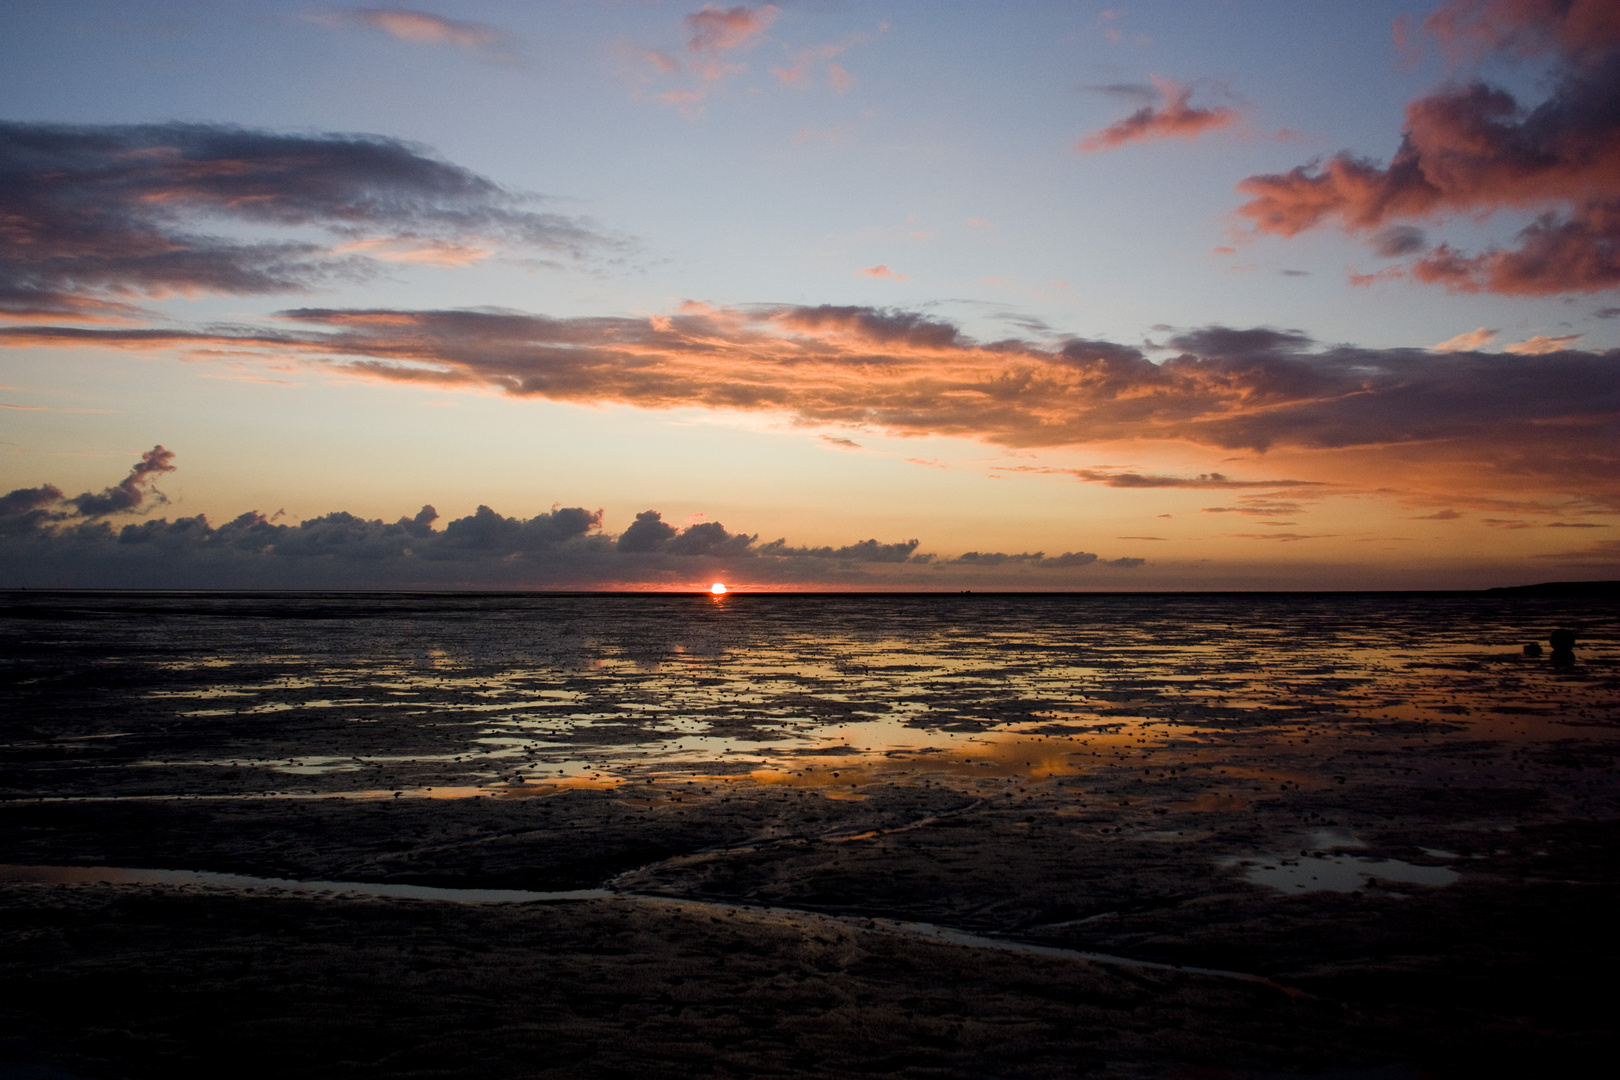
2 591 1617 1076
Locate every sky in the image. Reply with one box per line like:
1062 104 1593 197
1 0 1617 590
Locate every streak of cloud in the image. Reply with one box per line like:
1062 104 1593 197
311 8 508 54
1503 333 1583 354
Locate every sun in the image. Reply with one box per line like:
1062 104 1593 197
710 582 727 595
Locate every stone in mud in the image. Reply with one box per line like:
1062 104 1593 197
1549 628 1576 666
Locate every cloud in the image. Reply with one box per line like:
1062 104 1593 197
68 445 175 517
1420 0 1620 65
1531 536 1620 564
7 307 1617 506
948 550 1127 569
1078 77 1238 153
0 122 615 321
1236 1 1620 295
686 5 778 53
771 31 869 89
820 434 861 449
858 264 905 279
1201 502 1307 516
0 484 65 537
631 5 780 117
1373 225 1429 257
1410 508 1463 520
312 8 511 58
6 454 1074 588
1063 470 1322 489
1433 327 1500 352
1503 333 1583 354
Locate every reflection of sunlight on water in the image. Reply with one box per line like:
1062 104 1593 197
34 592 1608 810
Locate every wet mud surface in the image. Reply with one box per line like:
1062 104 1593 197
2 590 1618 1076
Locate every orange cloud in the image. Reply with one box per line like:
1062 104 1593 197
1503 333 1583 354
8 308 1616 511
1077 78 1238 153
858 264 905 279
1432 327 1499 352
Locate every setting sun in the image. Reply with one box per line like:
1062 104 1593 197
710 582 727 595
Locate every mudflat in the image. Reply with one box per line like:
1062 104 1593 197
2 591 1616 1076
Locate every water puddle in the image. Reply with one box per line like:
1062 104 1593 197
1219 826 1460 893
1228 854 1460 893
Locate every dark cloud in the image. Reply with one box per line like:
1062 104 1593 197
1237 2 1620 295
1595 306 1620 318
1374 225 1429 257
952 551 1043 565
1086 83 1158 104
6 453 1043 587
1071 471 1321 490
1411 508 1464 520
0 122 614 321
758 538 923 563
67 446 175 517
618 510 678 552
0 483 65 537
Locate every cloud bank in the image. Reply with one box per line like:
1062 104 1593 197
0 452 1147 590
1238 0 1620 295
0 122 614 321
9 306 1614 502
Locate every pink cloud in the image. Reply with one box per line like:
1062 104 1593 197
309 9 512 59
1077 78 1238 153
858 264 905 279
1236 0 1620 295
